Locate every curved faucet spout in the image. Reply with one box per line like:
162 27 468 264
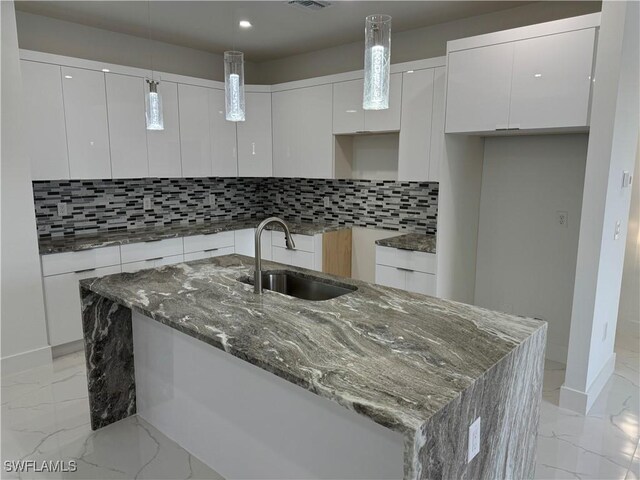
254 217 296 294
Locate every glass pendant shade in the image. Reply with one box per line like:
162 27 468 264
363 14 391 110
224 51 246 122
145 80 164 130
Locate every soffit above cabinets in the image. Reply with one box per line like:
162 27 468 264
15 0 533 62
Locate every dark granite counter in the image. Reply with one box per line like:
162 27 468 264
376 233 437 254
80 254 546 479
38 219 344 255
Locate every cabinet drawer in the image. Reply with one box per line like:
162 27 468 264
375 264 405 290
272 233 316 252
41 246 121 277
405 271 436 296
183 231 234 254
43 264 121 346
120 238 183 263
272 247 315 270
375 246 436 274
121 254 184 273
184 246 234 262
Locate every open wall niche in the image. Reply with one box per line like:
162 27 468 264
334 133 400 181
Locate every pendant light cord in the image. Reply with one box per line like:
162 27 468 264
147 0 154 81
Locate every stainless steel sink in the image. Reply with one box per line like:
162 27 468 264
243 271 357 301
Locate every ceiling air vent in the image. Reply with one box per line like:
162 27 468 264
287 1 332 11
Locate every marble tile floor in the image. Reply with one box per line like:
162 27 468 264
1 325 638 480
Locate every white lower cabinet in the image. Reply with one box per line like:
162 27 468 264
375 246 436 296
184 246 234 262
271 233 322 271
121 254 184 273
234 228 272 260
41 246 122 348
183 231 235 261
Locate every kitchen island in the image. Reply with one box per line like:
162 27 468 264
80 254 546 480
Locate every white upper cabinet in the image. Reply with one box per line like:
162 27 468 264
508 28 596 130
332 73 402 134
61 66 112 179
333 80 365 134
209 88 238 177
398 68 435 181
106 73 149 178
272 84 333 179
237 92 273 177
445 42 514 134
364 72 402 132
148 81 182 177
179 84 212 177
21 60 70 180
445 23 597 134
429 67 446 182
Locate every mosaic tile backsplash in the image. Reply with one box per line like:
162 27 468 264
33 178 438 238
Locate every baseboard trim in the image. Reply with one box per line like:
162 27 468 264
1 345 52 375
559 352 616 414
52 339 84 358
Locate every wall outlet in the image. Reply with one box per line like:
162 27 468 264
57 202 68 216
324 196 331 208
556 211 568 228
614 220 621 240
468 417 481 463
143 197 152 210
208 193 216 207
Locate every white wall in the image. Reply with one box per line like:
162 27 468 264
618 142 640 330
255 1 601 84
561 0 639 414
15 11 259 83
474 135 588 364
1 1 51 373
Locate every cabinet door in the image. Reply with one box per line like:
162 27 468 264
398 68 435 181
272 84 333 179
43 265 120 346
61 67 111 179
375 264 405 290
106 73 148 178
148 81 182 177
364 72 402 132
445 42 514 133
179 84 212 177
237 92 273 177
333 80 365 134
21 61 69 180
428 67 446 182
509 28 595 130
209 88 238 177
405 270 436 296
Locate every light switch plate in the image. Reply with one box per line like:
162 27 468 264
57 202 68 216
468 417 481 463
209 193 216 207
143 197 152 210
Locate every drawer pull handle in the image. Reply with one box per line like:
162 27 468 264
204 248 219 252
145 239 163 243
396 267 414 272
148 257 163 262
74 268 96 274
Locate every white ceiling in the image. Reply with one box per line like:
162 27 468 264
15 1 535 62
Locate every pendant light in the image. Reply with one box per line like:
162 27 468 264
145 1 164 130
224 51 246 122
363 14 392 110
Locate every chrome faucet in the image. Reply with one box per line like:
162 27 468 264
254 217 296 294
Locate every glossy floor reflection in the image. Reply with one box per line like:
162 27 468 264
535 324 640 480
2 325 638 480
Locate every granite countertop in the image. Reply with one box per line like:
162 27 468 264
38 219 344 255
376 233 437 254
81 254 544 440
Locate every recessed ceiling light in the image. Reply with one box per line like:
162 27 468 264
406 70 414 73
534 73 542 78
102 68 110 72
64 75 73 79
239 20 252 28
